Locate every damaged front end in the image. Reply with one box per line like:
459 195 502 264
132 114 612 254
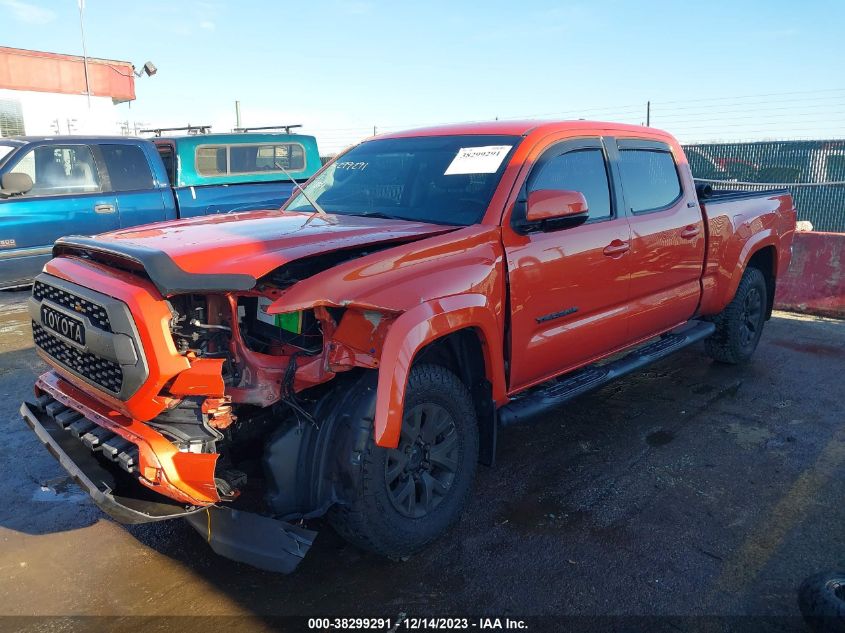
23 244 399 572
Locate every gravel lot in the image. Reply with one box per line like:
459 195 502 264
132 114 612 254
1 286 843 632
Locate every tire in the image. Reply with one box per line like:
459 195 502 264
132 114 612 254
798 570 845 633
705 266 768 365
328 363 479 559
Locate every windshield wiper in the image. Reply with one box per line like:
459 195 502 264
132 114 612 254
350 211 404 220
273 159 332 225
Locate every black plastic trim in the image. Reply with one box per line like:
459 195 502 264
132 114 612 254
184 506 316 574
29 273 149 400
499 320 716 427
20 400 203 524
53 236 256 296
696 185 791 204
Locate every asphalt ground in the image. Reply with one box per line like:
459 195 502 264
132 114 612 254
0 286 843 632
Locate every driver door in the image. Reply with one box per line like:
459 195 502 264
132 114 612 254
503 138 633 392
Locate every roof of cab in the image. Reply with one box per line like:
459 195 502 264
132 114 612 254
2 135 148 144
378 119 671 140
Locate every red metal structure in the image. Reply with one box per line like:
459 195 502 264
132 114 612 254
0 46 135 102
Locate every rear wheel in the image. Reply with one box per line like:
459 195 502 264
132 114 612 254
328 363 478 559
705 266 768 364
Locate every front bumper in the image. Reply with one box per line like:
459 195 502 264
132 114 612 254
20 398 203 523
21 382 318 573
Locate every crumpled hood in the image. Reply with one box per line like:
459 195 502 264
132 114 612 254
54 210 458 295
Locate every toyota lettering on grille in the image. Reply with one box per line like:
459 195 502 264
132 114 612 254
40 305 86 346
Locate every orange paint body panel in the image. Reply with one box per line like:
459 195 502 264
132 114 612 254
168 358 226 397
36 372 218 505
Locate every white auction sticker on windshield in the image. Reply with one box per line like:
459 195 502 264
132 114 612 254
444 145 512 175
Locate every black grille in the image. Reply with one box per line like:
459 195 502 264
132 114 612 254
33 322 123 394
33 281 112 332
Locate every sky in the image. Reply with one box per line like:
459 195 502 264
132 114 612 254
1 0 844 153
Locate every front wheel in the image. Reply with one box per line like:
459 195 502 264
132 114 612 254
328 364 479 559
705 266 768 364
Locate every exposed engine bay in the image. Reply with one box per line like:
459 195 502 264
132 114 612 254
158 248 397 516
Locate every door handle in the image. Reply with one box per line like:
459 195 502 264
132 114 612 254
680 225 700 239
603 240 630 257
94 203 115 214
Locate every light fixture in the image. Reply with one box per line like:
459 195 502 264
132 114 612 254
134 61 157 78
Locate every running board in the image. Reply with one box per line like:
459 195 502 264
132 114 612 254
498 320 716 427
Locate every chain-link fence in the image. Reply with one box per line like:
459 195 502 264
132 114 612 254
683 140 845 232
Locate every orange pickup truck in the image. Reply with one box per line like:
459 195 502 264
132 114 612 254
20 121 796 572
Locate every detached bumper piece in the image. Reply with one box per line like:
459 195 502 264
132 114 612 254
20 397 203 524
22 395 318 573
186 507 317 574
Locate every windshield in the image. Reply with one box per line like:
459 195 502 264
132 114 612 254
285 134 520 226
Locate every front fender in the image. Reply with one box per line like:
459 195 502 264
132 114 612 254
373 293 506 448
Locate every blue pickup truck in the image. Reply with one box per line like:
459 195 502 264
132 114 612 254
0 131 321 288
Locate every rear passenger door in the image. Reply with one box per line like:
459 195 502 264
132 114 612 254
615 139 705 341
98 143 168 227
0 143 118 286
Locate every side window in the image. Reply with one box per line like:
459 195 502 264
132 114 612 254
529 148 612 220
196 146 227 176
230 143 306 174
10 144 100 196
196 143 307 177
618 149 682 213
100 144 155 191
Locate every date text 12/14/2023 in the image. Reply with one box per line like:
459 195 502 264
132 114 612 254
307 617 529 630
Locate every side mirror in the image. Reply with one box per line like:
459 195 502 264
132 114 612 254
525 189 589 224
0 173 33 198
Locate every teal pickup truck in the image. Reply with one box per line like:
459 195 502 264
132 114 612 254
0 129 321 288
151 130 321 218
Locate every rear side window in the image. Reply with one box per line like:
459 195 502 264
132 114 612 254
618 149 682 213
230 144 305 173
196 143 306 176
100 144 154 191
529 148 612 220
196 146 227 176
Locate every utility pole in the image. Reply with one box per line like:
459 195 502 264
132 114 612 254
235 100 241 128
77 0 91 109
646 101 651 126
373 125 377 136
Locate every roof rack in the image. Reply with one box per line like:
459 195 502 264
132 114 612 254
233 124 303 134
139 125 212 137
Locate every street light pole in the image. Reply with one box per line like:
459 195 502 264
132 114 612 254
78 0 91 109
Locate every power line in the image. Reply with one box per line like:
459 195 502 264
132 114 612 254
311 91 845 138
